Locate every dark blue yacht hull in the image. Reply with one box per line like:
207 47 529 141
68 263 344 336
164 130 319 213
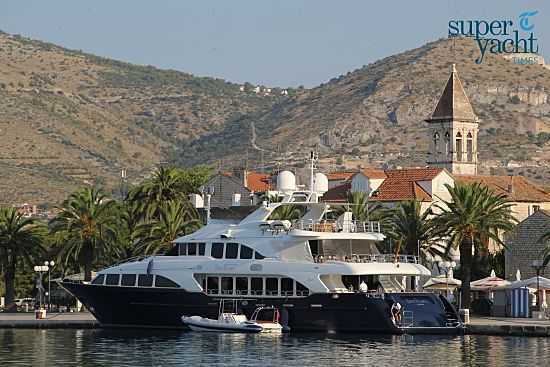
60 282 464 335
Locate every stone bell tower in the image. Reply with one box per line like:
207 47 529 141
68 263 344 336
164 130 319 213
425 64 480 175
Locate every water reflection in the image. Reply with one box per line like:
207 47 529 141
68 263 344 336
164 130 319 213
1 330 549 366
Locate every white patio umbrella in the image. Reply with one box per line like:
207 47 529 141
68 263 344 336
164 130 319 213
423 275 462 290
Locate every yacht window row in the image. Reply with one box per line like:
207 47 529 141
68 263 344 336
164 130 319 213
197 275 310 297
91 273 180 288
166 242 265 260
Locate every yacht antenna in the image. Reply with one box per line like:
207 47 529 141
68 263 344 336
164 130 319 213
309 150 318 194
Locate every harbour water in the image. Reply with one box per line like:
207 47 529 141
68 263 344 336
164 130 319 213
1 329 549 366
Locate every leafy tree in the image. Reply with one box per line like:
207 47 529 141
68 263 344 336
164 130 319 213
0 207 47 311
433 182 516 309
133 200 202 255
49 188 123 281
270 204 305 221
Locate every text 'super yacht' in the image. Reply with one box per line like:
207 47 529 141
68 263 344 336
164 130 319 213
61 161 463 334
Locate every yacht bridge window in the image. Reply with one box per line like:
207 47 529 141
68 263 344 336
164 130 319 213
198 274 309 297
91 274 105 285
209 243 265 260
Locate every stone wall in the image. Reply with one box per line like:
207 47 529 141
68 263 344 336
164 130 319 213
504 210 550 280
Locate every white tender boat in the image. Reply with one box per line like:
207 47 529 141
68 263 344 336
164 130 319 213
181 314 263 333
251 306 283 333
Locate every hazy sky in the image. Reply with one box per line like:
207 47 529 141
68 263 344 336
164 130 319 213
1 1 548 87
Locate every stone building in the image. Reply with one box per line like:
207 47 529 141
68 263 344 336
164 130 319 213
426 64 479 175
198 170 272 209
504 210 550 280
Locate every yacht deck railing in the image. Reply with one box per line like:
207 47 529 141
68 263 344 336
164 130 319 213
315 254 418 264
292 219 381 233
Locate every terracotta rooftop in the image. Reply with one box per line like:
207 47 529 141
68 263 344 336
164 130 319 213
384 167 445 181
428 64 478 122
321 181 351 202
360 169 387 179
326 171 355 181
454 174 550 202
246 172 271 191
371 178 433 202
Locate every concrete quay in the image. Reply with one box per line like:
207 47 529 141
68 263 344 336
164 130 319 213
0 312 99 329
467 316 550 337
1 312 550 336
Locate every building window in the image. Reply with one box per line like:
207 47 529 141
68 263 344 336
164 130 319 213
433 132 440 161
455 132 462 162
445 132 451 157
466 132 473 162
121 274 136 286
138 274 154 287
211 243 224 259
105 274 120 286
225 243 238 259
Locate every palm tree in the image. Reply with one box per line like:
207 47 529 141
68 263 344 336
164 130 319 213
49 188 122 281
331 190 387 222
385 200 443 262
433 181 516 309
133 200 202 255
539 224 550 267
0 207 47 311
127 166 204 221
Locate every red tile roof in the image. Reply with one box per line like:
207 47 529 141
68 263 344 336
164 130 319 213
246 173 271 191
321 181 351 202
454 175 550 202
359 169 387 179
371 179 432 202
326 171 356 181
385 167 445 181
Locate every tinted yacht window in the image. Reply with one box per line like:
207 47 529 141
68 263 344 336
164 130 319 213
226 243 238 259
198 243 206 256
281 278 293 294
254 251 265 260
207 277 219 294
211 243 223 259
240 245 253 259
105 274 120 286
251 277 263 295
236 277 248 295
155 275 179 288
266 278 278 295
138 274 154 287
178 243 187 255
121 274 136 286
91 274 105 285
187 243 197 256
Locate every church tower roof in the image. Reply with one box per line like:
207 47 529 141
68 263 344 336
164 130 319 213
428 64 478 122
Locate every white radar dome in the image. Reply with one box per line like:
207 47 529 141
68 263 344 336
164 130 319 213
313 172 328 195
277 171 296 194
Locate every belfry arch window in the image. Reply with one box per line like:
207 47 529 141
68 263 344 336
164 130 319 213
433 132 440 160
455 132 462 162
445 132 451 157
466 132 473 162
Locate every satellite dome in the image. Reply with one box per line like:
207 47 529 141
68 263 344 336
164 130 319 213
277 171 296 194
313 172 328 195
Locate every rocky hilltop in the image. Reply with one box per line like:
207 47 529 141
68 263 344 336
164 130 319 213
1 33 549 203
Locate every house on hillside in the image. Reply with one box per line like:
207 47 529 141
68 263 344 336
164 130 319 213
504 210 550 280
13 202 38 217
